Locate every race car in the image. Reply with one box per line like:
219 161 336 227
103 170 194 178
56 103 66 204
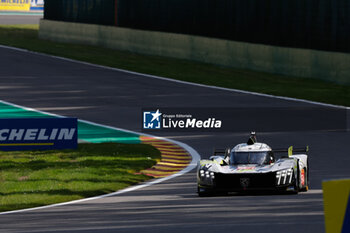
197 132 309 196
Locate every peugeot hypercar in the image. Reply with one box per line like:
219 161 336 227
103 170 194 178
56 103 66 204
197 133 309 196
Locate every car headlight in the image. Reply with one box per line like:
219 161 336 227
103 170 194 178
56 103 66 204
199 170 215 179
276 168 293 185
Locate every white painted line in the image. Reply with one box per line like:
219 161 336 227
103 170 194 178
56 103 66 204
0 100 201 215
0 44 348 110
0 99 63 118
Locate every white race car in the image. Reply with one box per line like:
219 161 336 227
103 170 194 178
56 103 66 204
197 133 309 196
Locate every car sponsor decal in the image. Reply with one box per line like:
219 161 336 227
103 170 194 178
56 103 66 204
301 169 305 186
236 166 256 172
240 178 250 188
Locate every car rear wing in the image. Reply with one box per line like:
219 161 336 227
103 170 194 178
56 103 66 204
273 146 309 157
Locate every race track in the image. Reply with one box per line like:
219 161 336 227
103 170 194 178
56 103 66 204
0 14 42 24
0 46 349 233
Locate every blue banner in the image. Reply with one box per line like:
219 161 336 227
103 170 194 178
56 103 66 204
30 0 44 11
0 118 77 151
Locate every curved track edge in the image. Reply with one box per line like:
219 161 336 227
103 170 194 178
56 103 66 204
0 100 201 215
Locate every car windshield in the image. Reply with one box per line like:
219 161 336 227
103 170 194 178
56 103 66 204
230 152 268 165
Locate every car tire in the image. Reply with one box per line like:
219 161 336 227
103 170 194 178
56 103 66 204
197 186 213 197
290 163 300 194
290 177 299 194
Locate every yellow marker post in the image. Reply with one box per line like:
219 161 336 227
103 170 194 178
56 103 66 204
323 179 350 233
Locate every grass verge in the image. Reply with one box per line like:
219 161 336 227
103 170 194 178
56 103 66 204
0 24 349 106
0 143 161 212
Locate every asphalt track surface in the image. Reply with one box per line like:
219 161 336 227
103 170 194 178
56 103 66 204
0 15 42 24
0 46 349 233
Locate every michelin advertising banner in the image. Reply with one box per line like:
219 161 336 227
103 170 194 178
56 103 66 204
0 0 44 12
0 118 77 151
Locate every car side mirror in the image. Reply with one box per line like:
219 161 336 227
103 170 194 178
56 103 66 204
225 148 231 157
223 148 231 165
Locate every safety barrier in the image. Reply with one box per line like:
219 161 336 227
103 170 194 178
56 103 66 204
39 19 350 85
44 0 114 25
44 0 350 54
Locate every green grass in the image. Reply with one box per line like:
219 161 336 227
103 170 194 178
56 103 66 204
0 143 161 212
0 25 349 106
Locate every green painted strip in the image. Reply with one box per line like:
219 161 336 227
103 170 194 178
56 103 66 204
78 121 140 144
0 102 140 144
0 103 47 118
